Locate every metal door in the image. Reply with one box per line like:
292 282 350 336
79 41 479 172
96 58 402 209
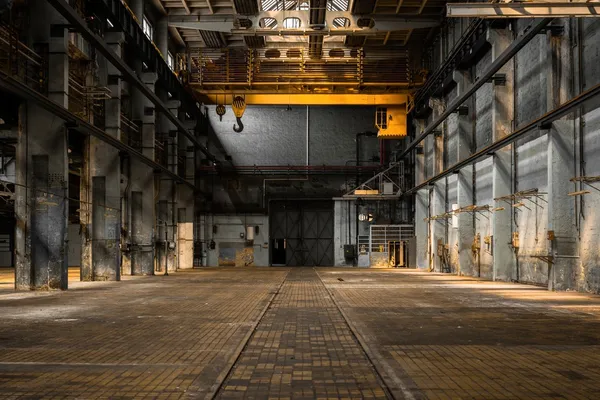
270 201 334 266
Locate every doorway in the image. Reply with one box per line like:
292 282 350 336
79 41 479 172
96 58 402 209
269 201 334 266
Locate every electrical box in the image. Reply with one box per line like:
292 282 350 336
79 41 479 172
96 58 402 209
344 245 355 262
376 106 407 139
484 235 493 254
383 182 394 195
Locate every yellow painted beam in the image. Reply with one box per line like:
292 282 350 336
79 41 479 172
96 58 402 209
199 93 408 106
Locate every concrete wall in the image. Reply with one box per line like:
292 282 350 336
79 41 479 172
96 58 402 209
205 105 379 166
68 224 81 267
414 18 600 294
201 105 384 212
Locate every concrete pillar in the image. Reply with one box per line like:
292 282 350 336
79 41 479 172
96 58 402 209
177 125 195 269
81 32 125 281
130 0 144 23
15 15 69 289
546 23 577 291
427 98 447 272
454 70 475 276
156 101 180 273
430 181 446 272
414 119 426 186
488 27 516 282
129 72 157 275
415 189 429 269
155 16 169 59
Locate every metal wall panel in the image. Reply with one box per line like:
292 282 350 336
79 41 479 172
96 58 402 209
270 201 334 266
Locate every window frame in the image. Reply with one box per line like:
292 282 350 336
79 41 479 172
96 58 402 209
167 51 175 71
142 15 153 40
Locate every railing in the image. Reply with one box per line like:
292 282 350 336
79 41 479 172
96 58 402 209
189 47 412 88
154 139 167 167
177 150 186 179
0 22 45 93
120 114 141 149
67 72 110 127
369 225 414 253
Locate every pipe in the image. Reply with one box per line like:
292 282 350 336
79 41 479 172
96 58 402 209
356 131 378 187
404 77 600 196
306 105 310 166
400 17 553 160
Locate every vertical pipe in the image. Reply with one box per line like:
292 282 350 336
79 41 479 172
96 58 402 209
306 105 310 166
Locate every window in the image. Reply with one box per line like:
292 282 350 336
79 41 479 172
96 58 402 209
283 18 300 29
167 51 174 71
142 15 153 40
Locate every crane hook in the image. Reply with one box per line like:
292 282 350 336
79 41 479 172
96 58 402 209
233 117 244 133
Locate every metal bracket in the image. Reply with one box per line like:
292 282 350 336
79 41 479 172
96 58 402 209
489 73 506 86
456 105 469 116
541 25 564 37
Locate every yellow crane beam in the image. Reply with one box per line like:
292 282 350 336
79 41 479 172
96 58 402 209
198 93 408 106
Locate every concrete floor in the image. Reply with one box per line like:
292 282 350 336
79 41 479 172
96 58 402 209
2 268 600 399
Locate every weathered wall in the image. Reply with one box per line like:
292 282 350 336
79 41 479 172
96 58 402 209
204 105 379 166
577 19 600 292
199 214 269 267
414 18 600 294
68 224 81 267
201 105 384 213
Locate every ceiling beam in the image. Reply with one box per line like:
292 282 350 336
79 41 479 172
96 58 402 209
446 2 600 18
170 26 186 47
168 12 440 33
403 28 413 46
180 0 191 14
395 0 404 14
383 31 391 45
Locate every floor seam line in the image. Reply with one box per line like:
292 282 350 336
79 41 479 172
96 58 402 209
314 268 415 400
204 268 291 400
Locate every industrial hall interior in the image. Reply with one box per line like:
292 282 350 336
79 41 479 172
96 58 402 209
4 0 600 398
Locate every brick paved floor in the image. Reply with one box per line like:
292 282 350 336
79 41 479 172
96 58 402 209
3 267 600 399
317 268 600 400
0 268 288 399
0 268 81 290
216 268 389 400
